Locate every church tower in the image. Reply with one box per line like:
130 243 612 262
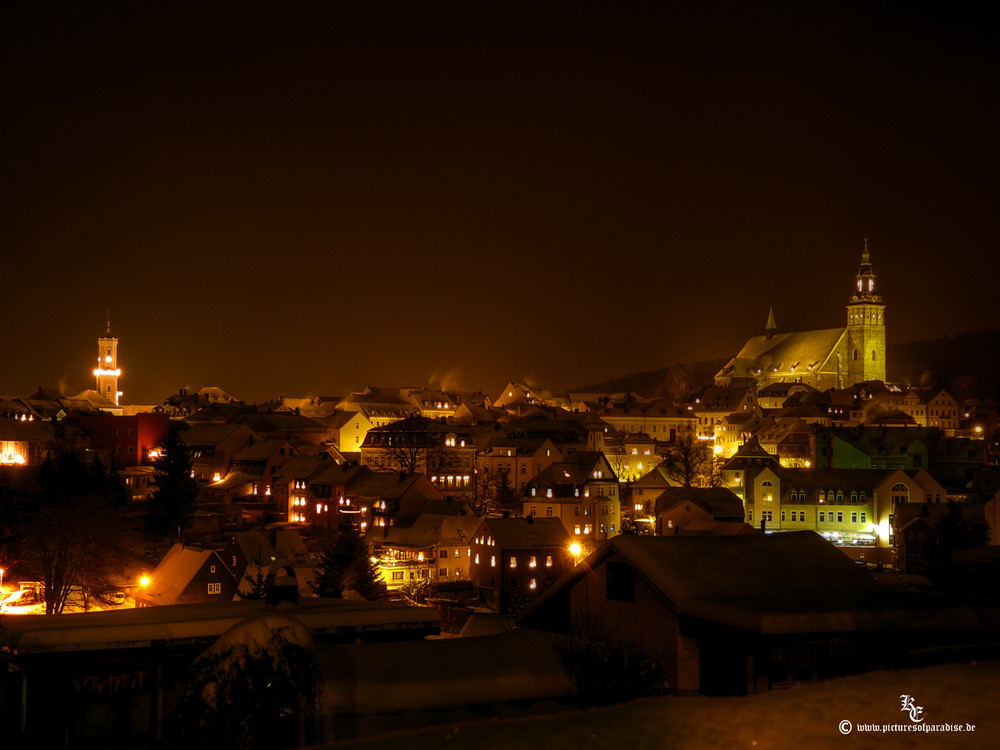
845 240 886 385
94 315 122 405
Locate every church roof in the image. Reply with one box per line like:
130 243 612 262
729 327 846 376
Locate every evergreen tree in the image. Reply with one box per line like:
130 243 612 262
236 546 269 601
146 429 198 539
310 525 385 599
350 550 387 601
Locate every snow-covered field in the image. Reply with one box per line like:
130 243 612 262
325 660 997 750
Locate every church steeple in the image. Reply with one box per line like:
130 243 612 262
764 306 777 340
846 240 886 385
851 238 881 303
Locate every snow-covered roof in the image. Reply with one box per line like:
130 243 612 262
525 532 978 635
141 544 219 605
0 598 440 656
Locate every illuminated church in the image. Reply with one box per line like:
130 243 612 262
715 242 886 390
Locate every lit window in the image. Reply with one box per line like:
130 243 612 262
529 579 537 590
545 556 552 567
490 556 496 567
510 557 517 568
529 556 537 568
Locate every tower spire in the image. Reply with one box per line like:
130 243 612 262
852 239 879 302
106 308 111 336
764 306 777 340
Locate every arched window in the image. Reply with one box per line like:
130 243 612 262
852 349 859 361
836 491 844 503
850 491 857 503
761 480 773 503
891 483 909 504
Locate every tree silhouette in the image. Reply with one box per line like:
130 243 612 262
311 525 385 600
21 450 133 614
146 429 198 539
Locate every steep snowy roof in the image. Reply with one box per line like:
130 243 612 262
141 544 219 605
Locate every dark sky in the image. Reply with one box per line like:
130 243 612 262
3 3 997 404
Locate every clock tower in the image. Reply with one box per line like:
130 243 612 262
845 240 886 385
94 315 122 405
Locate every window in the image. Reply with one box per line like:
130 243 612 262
454 549 460 558
860 512 866 523
891 483 909 504
545 556 553 567
575 525 581 534
207 583 221 594
837 512 843 523
781 511 786 522
546 507 553 517
439 568 447 577
819 511 825 522
606 561 636 601
392 571 404 581
510 557 517 568
529 579 537 590
529 556 537 568
210 565 216 573
851 512 858 523
440 549 448 559
491 556 496 567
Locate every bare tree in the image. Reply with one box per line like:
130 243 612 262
663 426 712 487
493 467 521 516
23 500 133 614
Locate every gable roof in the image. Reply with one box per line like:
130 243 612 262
654 486 745 520
723 327 847 378
479 517 570 549
142 544 230 606
524 532 976 634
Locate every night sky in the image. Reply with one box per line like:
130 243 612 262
3 3 997 404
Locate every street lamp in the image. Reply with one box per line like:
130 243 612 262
569 542 582 565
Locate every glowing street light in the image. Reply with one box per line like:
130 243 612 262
569 542 582 565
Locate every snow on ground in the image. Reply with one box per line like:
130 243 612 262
322 660 998 750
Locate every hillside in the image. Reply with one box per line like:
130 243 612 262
887 330 1000 399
